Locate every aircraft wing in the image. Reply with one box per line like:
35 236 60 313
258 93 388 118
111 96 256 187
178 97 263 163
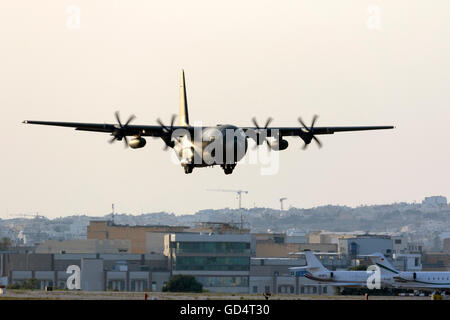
242 126 395 136
22 120 178 137
394 278 450 290
241 123 394 148
23 120 199 137
326 282 366 288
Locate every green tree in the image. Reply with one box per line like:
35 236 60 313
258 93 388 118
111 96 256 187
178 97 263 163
22 278 40 290
7 278 40 290
162 275 203 293
0 237 12 251
347 264 367 271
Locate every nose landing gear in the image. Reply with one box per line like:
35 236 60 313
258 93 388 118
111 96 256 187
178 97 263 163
183 164 194 174
221 164 236 175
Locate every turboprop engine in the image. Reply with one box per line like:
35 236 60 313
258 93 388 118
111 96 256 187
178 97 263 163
129 137 147 149
269 138 289 151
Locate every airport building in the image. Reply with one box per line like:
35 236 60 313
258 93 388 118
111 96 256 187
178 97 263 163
35 239 131 254
0 252 169 291
392 253 422 271
164 233 252 293
87 220 188 254
1 221 438 294
338 235 393 258
249 257 334 295
421 252 450 271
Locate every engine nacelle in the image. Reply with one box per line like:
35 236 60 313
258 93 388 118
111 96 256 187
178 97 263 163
129 137 147 149
395 272 416 282
269 139 289 151
313 272 334 281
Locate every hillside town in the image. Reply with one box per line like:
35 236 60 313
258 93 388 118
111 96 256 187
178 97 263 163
1 196 449 295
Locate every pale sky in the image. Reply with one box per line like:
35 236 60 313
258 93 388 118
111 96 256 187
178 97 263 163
1 1 450 218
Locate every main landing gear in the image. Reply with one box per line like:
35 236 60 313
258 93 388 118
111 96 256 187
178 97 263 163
183 164 194 174
221 164 236 175
182 164 236 175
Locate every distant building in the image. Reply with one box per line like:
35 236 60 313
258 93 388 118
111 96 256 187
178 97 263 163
392 236 408 254
252 232 286 244
307 231 358 245
422 252 450 271
298 243 338 253
164 233 252 293
422 196 447 207
338 235 393 258
35 239 131 254
285 235 307 244
249 257 334 295
392 253 422 271
255 242 299 258
190 222 250 235
87 221 189 254
0 252 169 291
444 238 450 255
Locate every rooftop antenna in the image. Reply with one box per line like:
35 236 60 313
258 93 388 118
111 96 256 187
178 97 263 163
280 197 287 211
206 189 249 229
111 203 115 225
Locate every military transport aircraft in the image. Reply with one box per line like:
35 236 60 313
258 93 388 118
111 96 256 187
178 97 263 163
23 70 394 174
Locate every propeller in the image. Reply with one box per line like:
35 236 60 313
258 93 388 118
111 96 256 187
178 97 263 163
252 117 273 150
157 114 177 150
298 115 322 149
109 111 136 148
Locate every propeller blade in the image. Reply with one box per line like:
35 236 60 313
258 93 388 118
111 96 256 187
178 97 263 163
310 115 318 129
298 115 323 149
123 135 129 148
264 117 273 128
115 111 123 128
109 136 117 144
170 114 176 128
312 135 322 148
298 117 309 131
157 118 169 132
252 117 260 129
125 114 136 126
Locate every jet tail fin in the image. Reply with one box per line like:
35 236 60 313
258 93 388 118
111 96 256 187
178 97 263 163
304 250 328 272
179 69 189 126
366 253 399 275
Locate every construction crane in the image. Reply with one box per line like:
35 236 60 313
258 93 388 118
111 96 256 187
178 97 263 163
206 189 249 209
280 197 287 211
206 189 249 230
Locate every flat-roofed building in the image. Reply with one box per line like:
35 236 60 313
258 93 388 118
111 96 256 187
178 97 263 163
339 235 393 258
422 252 450 271
87 221 188 254
252 233 286 244
255 243 299 258
35 239 131 254
443 238 450 255
249 257 334 296
1 252 169 292
298 243 338 253
165 233 251 293
307 231 356 245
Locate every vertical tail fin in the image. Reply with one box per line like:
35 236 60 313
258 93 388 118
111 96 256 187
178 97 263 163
304 251 328 272
179 69 189 126
367 253 399 275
